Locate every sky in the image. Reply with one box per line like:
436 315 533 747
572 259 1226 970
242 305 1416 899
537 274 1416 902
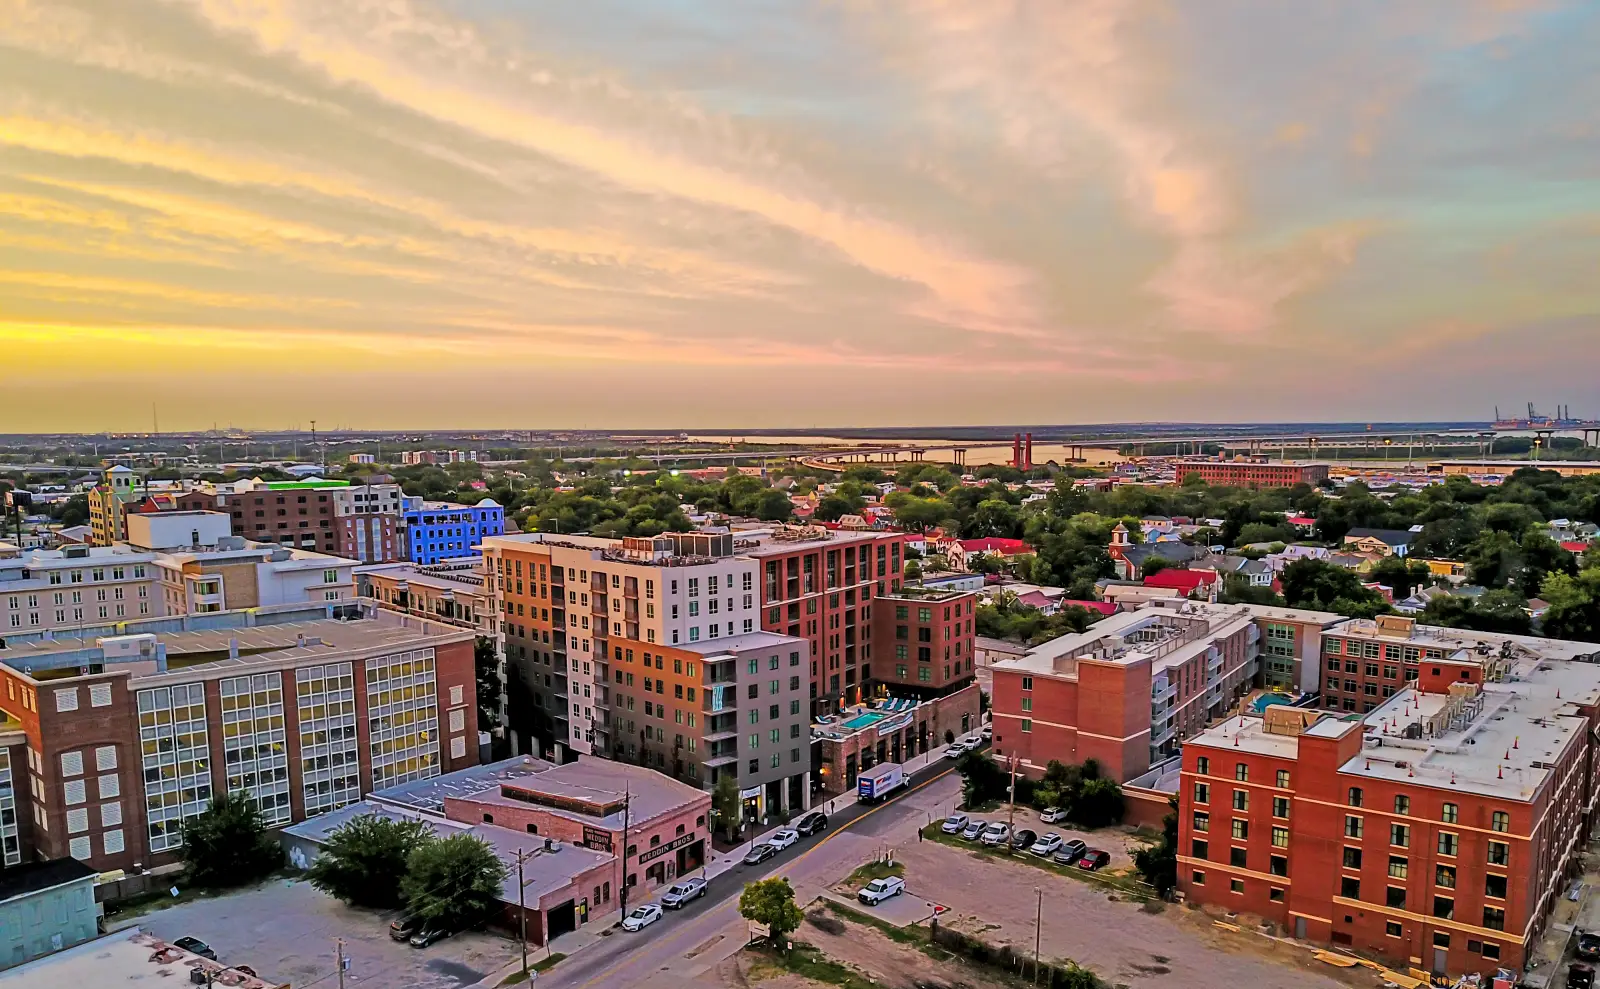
2 0 1599 432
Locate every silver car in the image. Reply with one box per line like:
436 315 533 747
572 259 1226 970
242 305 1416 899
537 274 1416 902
941 813 969 834
661 877 706 908
960 819 986 840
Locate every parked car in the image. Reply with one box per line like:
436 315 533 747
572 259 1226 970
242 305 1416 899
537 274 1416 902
389 916 424 942
1579 930 1600 962
960 819 986 840
621 904 663 932
744 842 780 865
959 736 984 751
795 811 828 836
1039 807 1065 824
941 813 969 834
980 724 993 740
409 927 450 948
1029 833 1064 856
979 822 1012 846
173 937 216 961
661 877 707 909
1572 963 1595 989
768 828 800 851
1052 839 1088 865
857 876 906 905
1078 849 1111 871
943 744 965 760
1010 829 1038 850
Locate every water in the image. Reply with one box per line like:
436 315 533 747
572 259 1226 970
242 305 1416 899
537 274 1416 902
682 434 1125 467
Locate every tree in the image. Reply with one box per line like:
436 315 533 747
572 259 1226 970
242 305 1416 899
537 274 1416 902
309 814 436 908
712 773 742 840
903 560 922 583
1134 799 1179 897
402 833 507 932
1280 559 1390 618
739 877 805 943
1218 574 1285 607
956 750 1009 808
1369 556 1432 599
1140 556 1175 578
179 790 283 888
1074 778 1126 829
49 494 90 529
474 636 501 731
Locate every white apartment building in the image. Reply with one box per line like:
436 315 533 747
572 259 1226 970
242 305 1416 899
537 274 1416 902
326 482 405 517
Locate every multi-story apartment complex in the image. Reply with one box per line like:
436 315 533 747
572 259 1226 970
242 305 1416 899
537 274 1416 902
358 561 494 638
0 512 357 639
989 602 1339 782
1178 623 1600 977
0 602 478 873
138 478 408 560
336 514 402 564
875 586 977 694
400 450 480 465
404 499 504 565
1180 459 1331 489
87 466 143 546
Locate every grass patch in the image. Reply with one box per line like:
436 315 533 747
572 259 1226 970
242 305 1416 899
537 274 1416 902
920 824 1152 899
750 942 877 989
532 952 567 973
841 859 904 887
821 900 923 946
500 970 531 986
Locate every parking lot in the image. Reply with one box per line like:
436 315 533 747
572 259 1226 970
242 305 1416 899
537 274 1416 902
129 878 523 988
932 805 1139 871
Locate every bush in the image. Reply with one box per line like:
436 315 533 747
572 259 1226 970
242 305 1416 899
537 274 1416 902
929 922 1106 989
179 791 283 889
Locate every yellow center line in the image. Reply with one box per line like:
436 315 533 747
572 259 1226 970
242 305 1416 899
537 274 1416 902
565 765 959 989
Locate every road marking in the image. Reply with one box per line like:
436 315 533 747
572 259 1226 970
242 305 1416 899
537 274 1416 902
563 764 959 989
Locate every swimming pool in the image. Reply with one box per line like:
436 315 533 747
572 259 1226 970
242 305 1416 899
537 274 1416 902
1253 694 1293 713
841 711 888 731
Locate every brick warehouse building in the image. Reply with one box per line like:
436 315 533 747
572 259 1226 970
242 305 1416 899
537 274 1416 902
989 602 1338 782
1178 644 1600 978
0 602 478 872
1179 460 1331 489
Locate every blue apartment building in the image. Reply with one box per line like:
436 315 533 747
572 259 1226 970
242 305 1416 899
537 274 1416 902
403 498 504 564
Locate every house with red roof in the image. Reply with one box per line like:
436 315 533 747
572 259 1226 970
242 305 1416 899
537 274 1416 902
1141 568 1218 599
947 537 1034 572
1561 540 1591 555
1060 599 1117 617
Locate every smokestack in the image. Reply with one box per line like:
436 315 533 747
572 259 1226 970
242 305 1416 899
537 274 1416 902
1024 433 1034 471
1012 433 1022 468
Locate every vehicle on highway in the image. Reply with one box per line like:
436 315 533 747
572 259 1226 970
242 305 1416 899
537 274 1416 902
768 828 800 850
622 904 663 931
661 877 707 909
1030 833 1063 856
173 937 216 960
744 842 780 865
1010 829 1037 850
1579 930 1600 962
941 813 969 834
1052 839 1088 865
960 819 986 840
408 927 450 948
389 915 424 942
979 822 1012 846
943 744 965 760
1039 807 1065 824
1078 849 1111 871
857 876 906 905
795 811 828 836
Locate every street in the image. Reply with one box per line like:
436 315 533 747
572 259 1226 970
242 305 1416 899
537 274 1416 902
537 755 963 989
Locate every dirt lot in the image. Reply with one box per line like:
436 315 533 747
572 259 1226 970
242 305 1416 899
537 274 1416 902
894 837 1378 989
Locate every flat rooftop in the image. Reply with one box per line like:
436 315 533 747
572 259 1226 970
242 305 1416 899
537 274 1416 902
0 928 283 989
1328 617 1600 662
370 755 557 814
677 630 803 656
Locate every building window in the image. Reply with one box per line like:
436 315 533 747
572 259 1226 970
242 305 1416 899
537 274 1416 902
1340 876 1360 900
1386 921 1403 938
1234 763 1249 782
219 673 290 826
1194 783 1209 804
1343 847 1362 869
1483 944 1501 961
1229 879 1244 894
1192 871 1206 885
1229 847 1247 868
1393 794 1410 815
1196 756 1209 775
1487 841 1509 866
1389 856 1408 879
1231 820 1248 840
1485 874 1507 899
1390 823 1409 847
1232 790 1249 811
1275 769 1290 788
1192 812 1209 833
1269 855 1287 876
1441 802 1458 824
1386 887 1407 909
1019 718 1031 732
137 683 212 853
1433 896 1454 920
1269 887 1284 902
1191 839 1208 859
1345 815 1363 838
1272 796 1289 819
1437 832 1457 857
1436 865 1456 889
1491 811 1509 833
1346 787 1362 807
1271 827 1289 848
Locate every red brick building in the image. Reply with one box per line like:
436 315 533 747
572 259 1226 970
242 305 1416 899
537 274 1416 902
1180 460 1331 489
990 603 1339 782
1178 648 1600 978
874 587 977 695
0 603 478 872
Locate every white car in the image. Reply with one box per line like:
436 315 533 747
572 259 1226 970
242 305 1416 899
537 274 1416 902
979 822 1012 846
958 736 983 751
980 724 993 740
1039 807 1066 824
660 877 707 908
940 813 969 834
767 828 800 850
857 876 906 905
1030 833 1064 856
943 744 965 760
621 904 662 931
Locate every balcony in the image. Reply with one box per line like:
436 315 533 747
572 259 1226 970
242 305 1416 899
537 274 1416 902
1151 681 1177 705
702 728 739 743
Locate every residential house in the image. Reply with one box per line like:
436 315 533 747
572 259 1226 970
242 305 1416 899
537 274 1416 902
1107 523 1205 580
947 537 1034 572
1341 527 1417 557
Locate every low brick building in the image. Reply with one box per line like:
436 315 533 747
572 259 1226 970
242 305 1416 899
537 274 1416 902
811 683 981 797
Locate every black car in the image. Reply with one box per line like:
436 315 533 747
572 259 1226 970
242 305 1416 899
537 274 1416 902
795 811 828 836
173 937 216 961
1010 829 1038 850
409 927 451 949
744 842 780 865
1579 931 1600 962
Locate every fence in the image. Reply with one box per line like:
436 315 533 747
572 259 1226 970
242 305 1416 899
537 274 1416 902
928 921 1106 989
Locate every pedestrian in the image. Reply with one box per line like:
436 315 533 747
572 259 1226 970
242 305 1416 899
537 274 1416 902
918 827 924 843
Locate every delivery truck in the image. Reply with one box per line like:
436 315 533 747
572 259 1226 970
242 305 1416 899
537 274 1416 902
857 762 906 803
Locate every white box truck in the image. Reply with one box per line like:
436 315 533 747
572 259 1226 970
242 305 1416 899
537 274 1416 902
856 762 906 803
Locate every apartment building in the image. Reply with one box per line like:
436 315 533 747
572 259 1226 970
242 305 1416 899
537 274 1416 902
336 514 402 564
86 466 143 546
404 499 504 564
0 602 477 872
990 601 1339 782
1316 615 1600 715
1178 641 1600 977
1180 460 1332 489
481 532 816 816
875 586 977 695
358 561 494 638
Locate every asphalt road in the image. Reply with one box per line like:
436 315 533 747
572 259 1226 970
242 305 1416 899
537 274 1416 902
538 750 969 989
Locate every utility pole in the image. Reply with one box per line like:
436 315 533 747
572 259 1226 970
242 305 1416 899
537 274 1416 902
1033 886 1043 983
1006 756 1018 854
334 937 347 989
516 848 532 976
618 784 632 913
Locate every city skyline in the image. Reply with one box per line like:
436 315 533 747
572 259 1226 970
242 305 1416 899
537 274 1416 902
3 0 1599 431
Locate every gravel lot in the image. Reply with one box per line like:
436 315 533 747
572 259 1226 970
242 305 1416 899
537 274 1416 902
896 838 1364 989
128 878 522 989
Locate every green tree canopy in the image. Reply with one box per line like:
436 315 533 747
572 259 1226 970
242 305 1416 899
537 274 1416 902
739 877 805 943
179 790 283 888
402 833 508 932
309 814 437 908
